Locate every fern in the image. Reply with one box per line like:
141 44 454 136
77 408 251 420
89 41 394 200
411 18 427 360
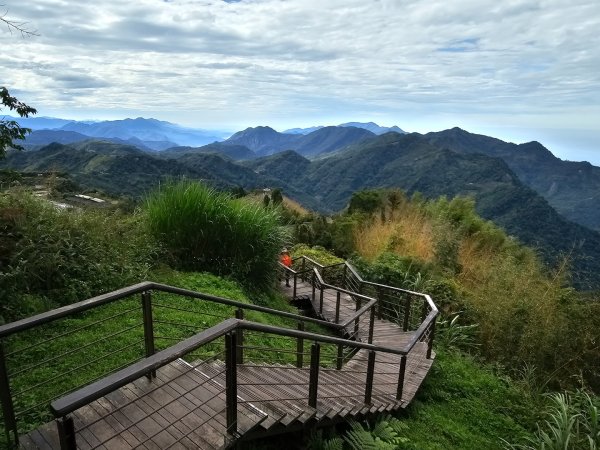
344 420 379 450
306 416 410 449
306 429 344 450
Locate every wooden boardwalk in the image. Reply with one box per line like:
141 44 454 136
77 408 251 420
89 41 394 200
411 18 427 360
20 279 434 449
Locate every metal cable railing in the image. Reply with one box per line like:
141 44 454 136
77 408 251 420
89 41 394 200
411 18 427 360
0 257 438 449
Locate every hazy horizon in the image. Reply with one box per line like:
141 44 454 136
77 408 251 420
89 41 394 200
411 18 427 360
3 0 599 163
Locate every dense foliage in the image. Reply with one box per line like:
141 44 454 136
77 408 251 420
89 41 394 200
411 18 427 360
6 132 600 288
0 87 37 157
348 190 600 392
145 180 287 291
506 390 600 449
245 134 600 289
0 191 154 323
426 127 600 233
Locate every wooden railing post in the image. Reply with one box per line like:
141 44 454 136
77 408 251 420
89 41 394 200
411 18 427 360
335 291 341 323
308 342 321 408
56 415 77 450
368 306 375 344
296 322 304 368
235 309 244 364
354 297 362 338
293 273 297 299
319 286 324 315
225 331 238 435
377 287 383 320
0 342 18 448
336 343 344 370
311 272 316 301
364 350 376 404
396 355 407 401
141 290 156 379
427 320 436 359
403 296 411 331
421 299 429 322
343 264 348 289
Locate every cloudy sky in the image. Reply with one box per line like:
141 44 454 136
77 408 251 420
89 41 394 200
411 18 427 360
2 0 600 163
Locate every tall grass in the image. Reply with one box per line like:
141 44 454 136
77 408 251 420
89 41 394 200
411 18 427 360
354 201 434 262
145 181 287 291
351 190 600 391
506 391 600 450
0 190 154 322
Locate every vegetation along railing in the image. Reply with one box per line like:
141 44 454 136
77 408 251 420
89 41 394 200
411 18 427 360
0 258 437 449
283 256 437 354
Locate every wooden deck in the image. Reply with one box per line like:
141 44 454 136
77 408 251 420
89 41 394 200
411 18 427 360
20 280 434 449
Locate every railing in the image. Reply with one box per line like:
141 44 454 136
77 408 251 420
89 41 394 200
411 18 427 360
0 279 375 448
282 256 437 357
0 257 438 449
48 318 414 449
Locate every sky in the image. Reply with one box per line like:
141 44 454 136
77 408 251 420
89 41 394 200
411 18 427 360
2 0 600 163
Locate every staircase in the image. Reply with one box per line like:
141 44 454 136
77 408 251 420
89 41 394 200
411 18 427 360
6 257 438 449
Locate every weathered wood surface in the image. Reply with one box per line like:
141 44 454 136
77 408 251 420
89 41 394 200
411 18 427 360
21 280 434 449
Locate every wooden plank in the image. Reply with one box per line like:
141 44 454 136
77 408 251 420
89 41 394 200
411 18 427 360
24 276 436 449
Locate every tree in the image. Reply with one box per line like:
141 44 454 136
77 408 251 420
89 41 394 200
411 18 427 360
1 8 39 37
348 190 383 215
231 186 246 198
387 189 404 219
271 188 283 206
0 87 37 158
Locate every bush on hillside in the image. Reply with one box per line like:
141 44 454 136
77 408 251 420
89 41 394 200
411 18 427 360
0 191 155 323
290 244 344 266
145 181 286 291
350 190 600 392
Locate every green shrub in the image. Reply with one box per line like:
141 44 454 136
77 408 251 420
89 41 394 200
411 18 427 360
351 252 433 290
291 244 344 266
145 181 286 291
505 390 600 450
0 191 154 322
436 313 480 353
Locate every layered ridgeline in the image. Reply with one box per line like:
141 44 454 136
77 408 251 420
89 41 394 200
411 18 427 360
0 141 232 198
244 133 600 290
0 140 322 209
14 116 227 151
221 125 375 157
425 127 600 233
14 114 600 232
4 128 600 288
17 116 600 233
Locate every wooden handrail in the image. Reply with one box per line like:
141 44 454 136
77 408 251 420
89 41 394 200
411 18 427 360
1 254 439 449
0 282 153 338
51 319 239 416
50 317 410 418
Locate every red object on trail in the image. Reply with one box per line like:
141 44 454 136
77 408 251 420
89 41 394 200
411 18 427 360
281 253 292 267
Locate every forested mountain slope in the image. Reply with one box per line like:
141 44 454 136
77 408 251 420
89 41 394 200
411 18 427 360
250 133 600 289
425 127 600 232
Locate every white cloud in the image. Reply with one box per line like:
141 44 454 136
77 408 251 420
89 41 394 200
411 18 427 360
2 0 600 162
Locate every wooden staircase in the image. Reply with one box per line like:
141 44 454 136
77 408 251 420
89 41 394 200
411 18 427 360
11 258 437 449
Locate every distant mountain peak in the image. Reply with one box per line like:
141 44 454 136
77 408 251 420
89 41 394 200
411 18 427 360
284 122 405 135
338 122 406 135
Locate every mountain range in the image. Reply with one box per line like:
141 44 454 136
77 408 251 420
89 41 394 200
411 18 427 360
283 122 405 135
3 117 600 288
12 116 230 151
223 125 375 157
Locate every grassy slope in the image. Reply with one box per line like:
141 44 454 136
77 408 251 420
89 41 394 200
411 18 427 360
252 349 536 449
3 269 337 440
399 349 535 449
